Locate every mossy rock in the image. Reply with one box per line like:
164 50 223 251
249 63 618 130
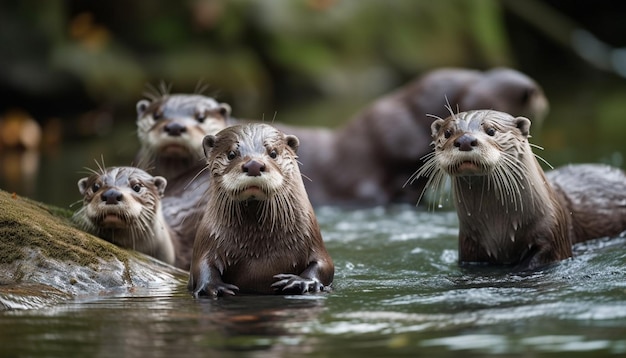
0 190 188 310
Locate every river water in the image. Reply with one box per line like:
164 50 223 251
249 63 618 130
2 205 626 357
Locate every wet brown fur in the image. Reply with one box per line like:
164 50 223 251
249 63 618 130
189 123 334 297
274 67 549 206
412 110 626 270
135 92 232 180
73 165 177 266
134 92 234 270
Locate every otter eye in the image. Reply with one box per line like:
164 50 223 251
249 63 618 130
227 151 237 160
196 113 206 123
132 183 142 193
92 183 101 192
444 129 453 139
269 149 277 159
485 127 496 136
153 111 163 121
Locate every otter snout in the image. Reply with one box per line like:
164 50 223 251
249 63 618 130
164 122 187 136
101 189 123 205
243 160 266 177
454 134 478 151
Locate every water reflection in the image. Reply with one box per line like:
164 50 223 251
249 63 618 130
1 286 329 357
191 295 327 355
2 208 626 357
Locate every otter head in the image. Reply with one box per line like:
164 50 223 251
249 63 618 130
76 167 167 231
430 110 531 177
202 124 300 202
459 68 549 127
136 94 231 178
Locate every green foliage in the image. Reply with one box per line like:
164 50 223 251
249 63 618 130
1 0 511 118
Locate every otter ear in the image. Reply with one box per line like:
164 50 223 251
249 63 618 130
219 103 232 118
153 176 168 197
431 119 445 138
285 134 300 153
202 135 217 159
78 178 89 195
136 100 150 117
515 116 531 137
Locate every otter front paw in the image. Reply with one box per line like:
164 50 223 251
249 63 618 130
193 282 239 298
271 274 327 294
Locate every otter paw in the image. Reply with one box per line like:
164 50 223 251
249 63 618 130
271 274 325 294
194 283 239 298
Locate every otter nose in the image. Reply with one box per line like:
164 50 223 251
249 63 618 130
101 189 123 205
242 160 266 177
454 134 478 152
164 122 186 136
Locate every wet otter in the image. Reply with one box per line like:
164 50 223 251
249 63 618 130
188 123 334 297
410 110 626 270
274 67 549 206
545 164 626 244
73 166 176 266
135 92 233 270
135 93 232 180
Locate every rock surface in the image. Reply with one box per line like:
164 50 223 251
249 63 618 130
0 190 188 310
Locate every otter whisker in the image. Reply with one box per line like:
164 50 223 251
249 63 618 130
185 165 211 191
425 169 449 210
194 80 211 95
496 165 518 211
68 199 84 209
300 172 313 183
95 156 107 176
81 167 102 177
158 81 172 98
498 154 530 212
529 143 544 151
494 166 518 211
425 113 444 122
532 152 554 170
477 175 488 213
403 151 437 188
491 165 510 208
412 155 450 210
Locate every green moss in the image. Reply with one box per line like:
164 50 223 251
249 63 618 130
0 190 188 310
0 190 132 268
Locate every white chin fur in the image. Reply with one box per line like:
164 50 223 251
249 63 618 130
440 148 501 174
220 171 284 199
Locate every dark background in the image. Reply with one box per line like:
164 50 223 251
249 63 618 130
1 0 625 207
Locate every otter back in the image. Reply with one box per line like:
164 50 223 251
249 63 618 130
274 67 549 206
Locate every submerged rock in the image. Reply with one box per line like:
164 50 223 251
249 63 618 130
0 190 188 310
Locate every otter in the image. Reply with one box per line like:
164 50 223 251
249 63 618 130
188 123 334 297
545 164 626 244
135 93 232 180
410 109 626 270
73 166 176 266
135 92 234 270
273 67 549 206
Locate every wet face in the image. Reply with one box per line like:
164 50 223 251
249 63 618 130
136 95 231 163
430 110 531 177
203 124 300 201
77 167 167 229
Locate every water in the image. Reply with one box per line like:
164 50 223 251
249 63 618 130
2 205 626 357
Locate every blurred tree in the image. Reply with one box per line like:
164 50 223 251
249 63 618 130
0 0 512 127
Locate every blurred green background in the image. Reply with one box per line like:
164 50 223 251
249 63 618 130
0 0 625 208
